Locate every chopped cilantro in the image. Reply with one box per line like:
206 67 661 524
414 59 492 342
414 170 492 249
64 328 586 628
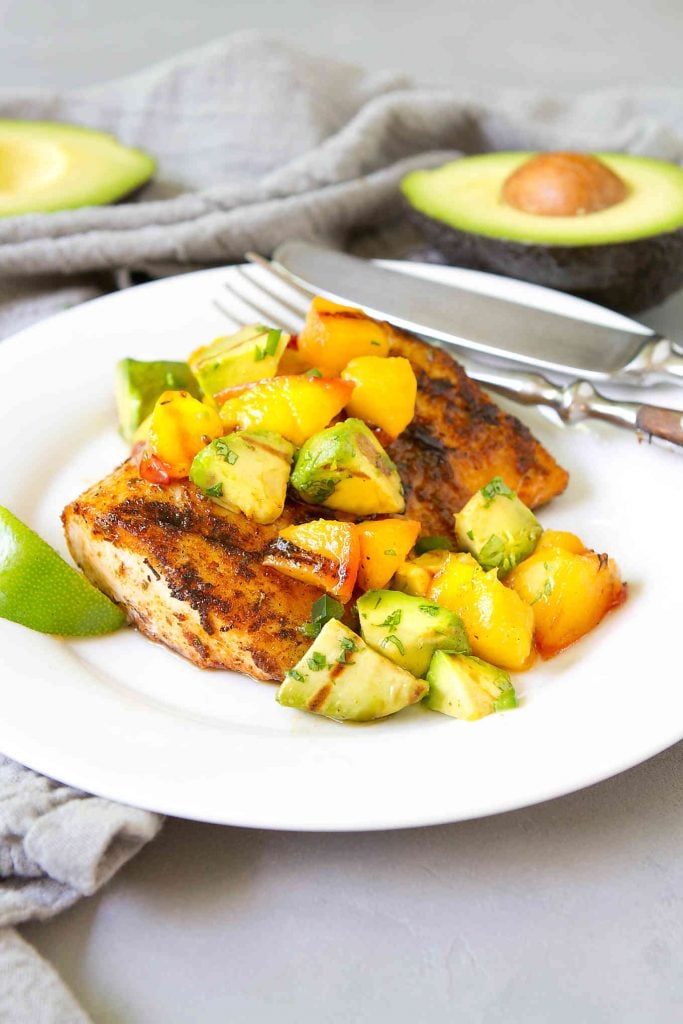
381 634 406 656
311 594 344 623
287 668 305 682
415 535 454 556
370 340 382 347
419 603 440 616
374 594 382 609
304 368 323 377
380 609 402 629
338 637 357 663
308 479 336 502
205 482 224 498
307 651 328 671
481 477 514 506
384 548 397 557
265 328 282 356
253 346 266 361
466 529 474 541
213 439 238 464
300 595 344 638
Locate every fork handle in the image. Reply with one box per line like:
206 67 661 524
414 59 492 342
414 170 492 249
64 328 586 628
635 404 683 447
620 335 683 386
472 368 683 451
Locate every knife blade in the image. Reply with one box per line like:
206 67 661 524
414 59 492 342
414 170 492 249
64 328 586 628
273 241 683 386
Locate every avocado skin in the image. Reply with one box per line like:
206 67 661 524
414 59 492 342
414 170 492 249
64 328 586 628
407 207 683 314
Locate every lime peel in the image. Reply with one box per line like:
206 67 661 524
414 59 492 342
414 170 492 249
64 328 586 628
0 506 126 636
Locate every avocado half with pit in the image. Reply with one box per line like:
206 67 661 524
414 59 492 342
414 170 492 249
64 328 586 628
401 152 683 313
0 120 155 217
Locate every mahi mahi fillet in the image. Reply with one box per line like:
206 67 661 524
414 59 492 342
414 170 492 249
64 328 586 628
63 329 568 681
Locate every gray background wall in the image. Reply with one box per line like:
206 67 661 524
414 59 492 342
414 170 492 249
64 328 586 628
2 0 682 93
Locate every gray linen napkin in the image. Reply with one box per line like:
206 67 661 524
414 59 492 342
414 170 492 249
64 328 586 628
3 30 683 1023
0 756 161 1023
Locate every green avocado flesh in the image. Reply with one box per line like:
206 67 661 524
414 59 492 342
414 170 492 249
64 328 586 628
425 650 517 721
0 120 155 216
290 419 404 515
401 152 683 246
115 359 200 442
356 589 470 678
455 476 541 577
190 431 295 525
277 618 427 722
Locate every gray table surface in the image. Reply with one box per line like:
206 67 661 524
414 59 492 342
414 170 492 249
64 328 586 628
5 1 683 1020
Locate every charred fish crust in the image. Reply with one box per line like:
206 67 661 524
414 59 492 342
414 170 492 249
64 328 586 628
460 391 502 427
419 374 454 397
190 634 210 660
109 497 197 534
278 625 301 642
163 563 230 635
249 647 281 679
143 557 161 580
400 422 448 454
234 560 257 581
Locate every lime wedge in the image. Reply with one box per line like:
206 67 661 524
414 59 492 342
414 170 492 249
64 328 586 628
0 506 126 635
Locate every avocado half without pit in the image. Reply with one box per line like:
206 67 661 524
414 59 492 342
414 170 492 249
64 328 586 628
401 152 683 313
0 120 155 216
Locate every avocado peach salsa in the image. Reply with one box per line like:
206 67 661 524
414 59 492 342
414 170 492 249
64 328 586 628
106 294 625 724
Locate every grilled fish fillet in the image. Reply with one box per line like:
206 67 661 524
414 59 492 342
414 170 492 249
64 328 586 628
387 327 568 533
63 330 568 681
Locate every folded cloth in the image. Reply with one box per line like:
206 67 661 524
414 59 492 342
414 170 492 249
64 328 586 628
0 756 161 1023
3 30 683 339
2 30 683 1022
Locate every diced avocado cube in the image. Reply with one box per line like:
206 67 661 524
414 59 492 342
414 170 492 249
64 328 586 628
356 589 470 678
290 418 404 515
277 618 427 722
115 358 200 442
189 325 289 398
455 476 542 576
425 650 517 721
190 430 294 525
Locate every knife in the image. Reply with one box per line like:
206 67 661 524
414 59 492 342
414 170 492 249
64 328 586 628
272 240 683 387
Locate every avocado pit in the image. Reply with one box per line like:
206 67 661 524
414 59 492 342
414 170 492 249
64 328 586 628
401 151 683 312
501 152 629 217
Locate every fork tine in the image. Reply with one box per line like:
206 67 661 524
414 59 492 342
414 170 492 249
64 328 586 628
222 267 301 332
212 296 242 328
246 251 314 305
247 270 311 321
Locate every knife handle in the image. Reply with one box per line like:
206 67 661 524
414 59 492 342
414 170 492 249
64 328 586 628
635 404 683 447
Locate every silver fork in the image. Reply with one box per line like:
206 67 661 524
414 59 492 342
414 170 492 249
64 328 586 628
212 254 683 452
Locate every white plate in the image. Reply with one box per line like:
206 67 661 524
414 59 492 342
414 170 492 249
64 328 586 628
0 263 681 831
